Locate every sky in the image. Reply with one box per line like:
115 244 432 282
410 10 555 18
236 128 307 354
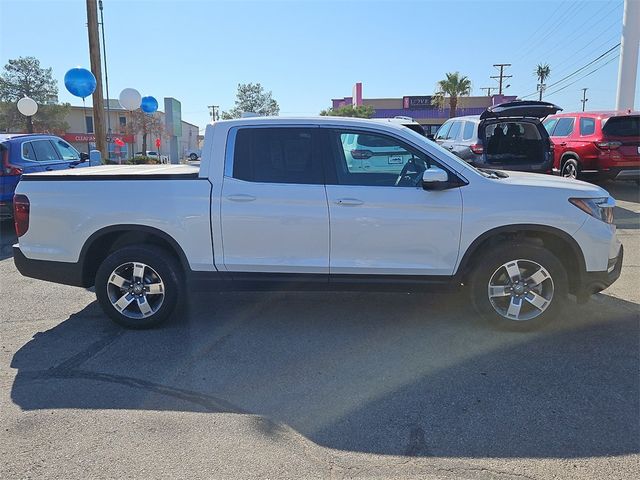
0 0 636 132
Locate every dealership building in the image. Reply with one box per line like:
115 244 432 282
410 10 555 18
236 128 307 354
331 83 518 135
62 98 199 162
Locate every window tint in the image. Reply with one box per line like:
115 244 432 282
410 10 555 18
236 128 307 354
233 128 322 184
462 121 475 141
543 118 558 135
31 140 61 162
602 116 640 137
435 122 452 140
55 139 80 160
22 142 36 160
447 121 462 140
333 130 433 187
579 117 596 136
553 118 574 136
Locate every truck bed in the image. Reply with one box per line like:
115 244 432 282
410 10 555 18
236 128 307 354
21 164 200 181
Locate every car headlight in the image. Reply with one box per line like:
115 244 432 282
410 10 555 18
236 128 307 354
569 197 615 224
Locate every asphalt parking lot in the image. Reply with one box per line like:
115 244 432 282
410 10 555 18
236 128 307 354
0 181 638 480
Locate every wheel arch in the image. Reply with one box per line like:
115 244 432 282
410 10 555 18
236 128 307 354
560 151 580 163
457 224 586 293
79 225 190 287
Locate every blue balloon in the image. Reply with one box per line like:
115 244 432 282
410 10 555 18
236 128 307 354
64 68 96 98
140 96 159 114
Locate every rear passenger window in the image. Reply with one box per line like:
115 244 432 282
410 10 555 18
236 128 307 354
22 142 36 160
553 118 575 137
232 128 323 184
448 121 462 140
580 118 595 136
462 121 475 141
31 140 61 161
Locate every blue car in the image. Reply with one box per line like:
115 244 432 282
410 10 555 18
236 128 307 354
0 134 95 220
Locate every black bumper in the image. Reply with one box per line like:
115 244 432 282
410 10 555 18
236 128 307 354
13 246 87 287
576 245 623 302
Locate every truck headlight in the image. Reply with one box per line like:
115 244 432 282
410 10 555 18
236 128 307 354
569 197 615 224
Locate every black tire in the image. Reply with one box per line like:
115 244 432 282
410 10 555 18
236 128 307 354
189 153 198 161
95 245 183 329
469 243 568 331
561 158 580 179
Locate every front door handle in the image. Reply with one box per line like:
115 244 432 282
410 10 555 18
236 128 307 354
45 167 53 171
226 194 256 202
335 198 364 206
557 142 567 147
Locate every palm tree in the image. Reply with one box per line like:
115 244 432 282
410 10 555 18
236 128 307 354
433 72 472 118
535 63 551 100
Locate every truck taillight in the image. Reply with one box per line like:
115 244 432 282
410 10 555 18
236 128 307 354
470 143 484 154
595 141 622 150
13 194 29 237
1 147 23 176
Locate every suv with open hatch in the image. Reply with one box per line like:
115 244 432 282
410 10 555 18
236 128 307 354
543 111 640 181
435 101 560 174
13 116 622 331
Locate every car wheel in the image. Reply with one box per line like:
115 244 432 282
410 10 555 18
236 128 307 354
561 158 579 179
189 153 198 161
469 243 568 331
95 245 183 329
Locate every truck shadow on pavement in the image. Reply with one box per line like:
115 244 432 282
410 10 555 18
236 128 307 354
10 290 640 459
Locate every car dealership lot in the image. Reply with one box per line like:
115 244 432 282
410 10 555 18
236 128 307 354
0 181 638 480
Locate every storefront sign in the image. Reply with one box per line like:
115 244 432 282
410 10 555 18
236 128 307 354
403 96 435 110
62 133 134 143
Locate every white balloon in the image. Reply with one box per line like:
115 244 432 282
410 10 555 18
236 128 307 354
118 88 142 111
17 97 38 117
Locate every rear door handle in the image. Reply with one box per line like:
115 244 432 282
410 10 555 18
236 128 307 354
226 194 256 202
45 167 53 171
335 198 364 206
557 142 567 147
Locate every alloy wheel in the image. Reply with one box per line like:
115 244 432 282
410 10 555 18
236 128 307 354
106 262 165 319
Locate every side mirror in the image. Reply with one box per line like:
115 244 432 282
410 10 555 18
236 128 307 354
351 149 373 160
79 152 89 161
422 167 449 190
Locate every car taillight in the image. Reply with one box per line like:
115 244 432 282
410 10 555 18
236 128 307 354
470 143 484 154
1 147 23 176
13 194 29 237
595 141 622 150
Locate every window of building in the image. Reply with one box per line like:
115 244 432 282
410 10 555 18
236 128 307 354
553 118 574 137
119 116 126 127
85 116 94 133
580 117 596 136
232 128 322 184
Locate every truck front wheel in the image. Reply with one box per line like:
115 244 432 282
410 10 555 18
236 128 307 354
95 245 183 329
469 243 568 331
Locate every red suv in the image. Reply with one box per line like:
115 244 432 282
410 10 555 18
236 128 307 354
543 111 639 181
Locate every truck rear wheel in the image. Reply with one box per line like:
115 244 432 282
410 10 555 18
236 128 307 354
469 243 568 331
95 245 183 329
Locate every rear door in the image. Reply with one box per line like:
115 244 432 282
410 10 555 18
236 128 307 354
220 127 330 275
602 115 640 166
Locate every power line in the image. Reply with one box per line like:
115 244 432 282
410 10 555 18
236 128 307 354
521 43 620 98
490 64 512 95
545 54 619 98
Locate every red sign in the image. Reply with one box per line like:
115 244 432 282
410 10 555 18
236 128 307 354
62 133 135 143
155 138 161 148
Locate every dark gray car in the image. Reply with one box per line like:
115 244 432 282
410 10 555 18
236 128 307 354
435 101 561 173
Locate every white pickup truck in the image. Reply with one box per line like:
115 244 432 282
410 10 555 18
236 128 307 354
13 117 622 330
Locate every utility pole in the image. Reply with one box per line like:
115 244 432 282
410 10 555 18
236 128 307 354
580 88 589 111
86 0 106 158
615 0 639 110
480 87 494 96
208 105 219 123
537 83 546 101
98 0 112 159
490 63 512 95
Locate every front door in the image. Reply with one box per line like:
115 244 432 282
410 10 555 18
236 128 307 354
220 127 330 274
325 129 463 276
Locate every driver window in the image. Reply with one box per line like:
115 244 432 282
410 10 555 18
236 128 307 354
333 130 431 187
